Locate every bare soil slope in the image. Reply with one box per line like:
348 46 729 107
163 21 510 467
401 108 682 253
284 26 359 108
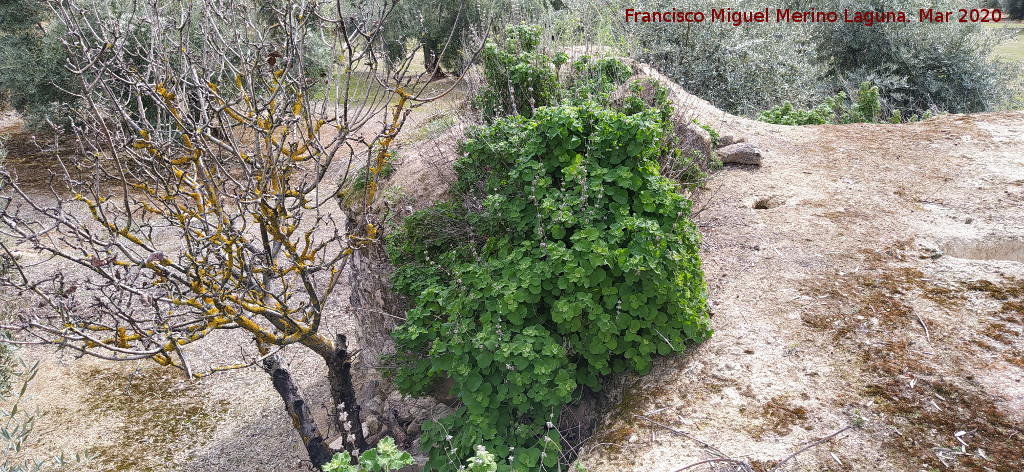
577 100 1024 471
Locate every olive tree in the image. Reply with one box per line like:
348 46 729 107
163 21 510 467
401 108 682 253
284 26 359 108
381 0 547 77
0 0 477 467
0 0 77 128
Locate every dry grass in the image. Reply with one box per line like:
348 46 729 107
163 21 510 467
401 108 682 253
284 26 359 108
71 366 230 472
801 245 1024 471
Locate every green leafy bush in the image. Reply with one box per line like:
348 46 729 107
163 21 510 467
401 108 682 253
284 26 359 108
0 0 76 128
758 102 833 126
562 55 634 105
381 0 550 76
759 82 895 125
630 0 828 116
609 77 718 189
472 25 561 121
322 437 413 472
808 0 1016 115
387 103 711 471
626 0 1016 117
472 26 637 122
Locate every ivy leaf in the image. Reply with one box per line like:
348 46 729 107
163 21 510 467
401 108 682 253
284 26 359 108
564 134 581 150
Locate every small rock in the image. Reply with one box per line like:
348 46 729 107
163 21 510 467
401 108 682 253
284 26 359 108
363 414 382 437
405 421 422 439
718 135 746 147
674 117 713 161
363 395 383 416
915 238 944 259
717 142 762 165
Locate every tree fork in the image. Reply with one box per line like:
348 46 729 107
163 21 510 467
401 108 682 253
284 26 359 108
264 355 335 468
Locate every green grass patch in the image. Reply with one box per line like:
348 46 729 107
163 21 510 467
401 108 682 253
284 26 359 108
990 23 1024 61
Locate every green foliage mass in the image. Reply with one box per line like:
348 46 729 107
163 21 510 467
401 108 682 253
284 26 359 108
759 82 887 125
322 437 414 472
382 0 549 74
0 0 76 128
472 25 562 120
631 0 828 116
387 100 711 471
808 0 1015 115
758 82 938 125
628 0 1017 117
472 24 637 122
386 21 713 472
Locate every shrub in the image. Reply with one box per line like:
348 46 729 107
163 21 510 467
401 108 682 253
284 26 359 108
0 0 76 128
760 82 904 125
387 103 712 471
472 26 637 122
622 0 1015 117
562 55 634 105
472 25 561 121
808 0 1015 115
322 437 413 472
630 0 828 116
758 101 834 126
381 0 550 76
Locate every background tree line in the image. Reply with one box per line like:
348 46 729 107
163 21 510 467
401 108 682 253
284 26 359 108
2 0 1022 128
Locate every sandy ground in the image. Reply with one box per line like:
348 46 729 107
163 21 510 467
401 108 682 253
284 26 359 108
3 70 1023 472
575 73 1024 471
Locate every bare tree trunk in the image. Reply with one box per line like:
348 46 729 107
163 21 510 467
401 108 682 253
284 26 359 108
324 334 367 454
264 355 335 468
422 40 446 80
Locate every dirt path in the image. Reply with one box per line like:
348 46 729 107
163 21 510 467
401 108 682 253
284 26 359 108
577 108 1024 471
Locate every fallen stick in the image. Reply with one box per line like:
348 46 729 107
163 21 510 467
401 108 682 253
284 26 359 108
672 458 752 472
770 425 854 472
915 313 931 342
633 414 729 458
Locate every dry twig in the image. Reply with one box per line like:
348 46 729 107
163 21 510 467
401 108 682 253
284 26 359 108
769 425 854 472
915 312 931 342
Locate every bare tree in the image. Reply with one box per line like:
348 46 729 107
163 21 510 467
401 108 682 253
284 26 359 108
0 0 479 466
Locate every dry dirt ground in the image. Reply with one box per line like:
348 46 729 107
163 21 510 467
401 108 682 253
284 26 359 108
3 71 1023 471
575 71 1024 472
